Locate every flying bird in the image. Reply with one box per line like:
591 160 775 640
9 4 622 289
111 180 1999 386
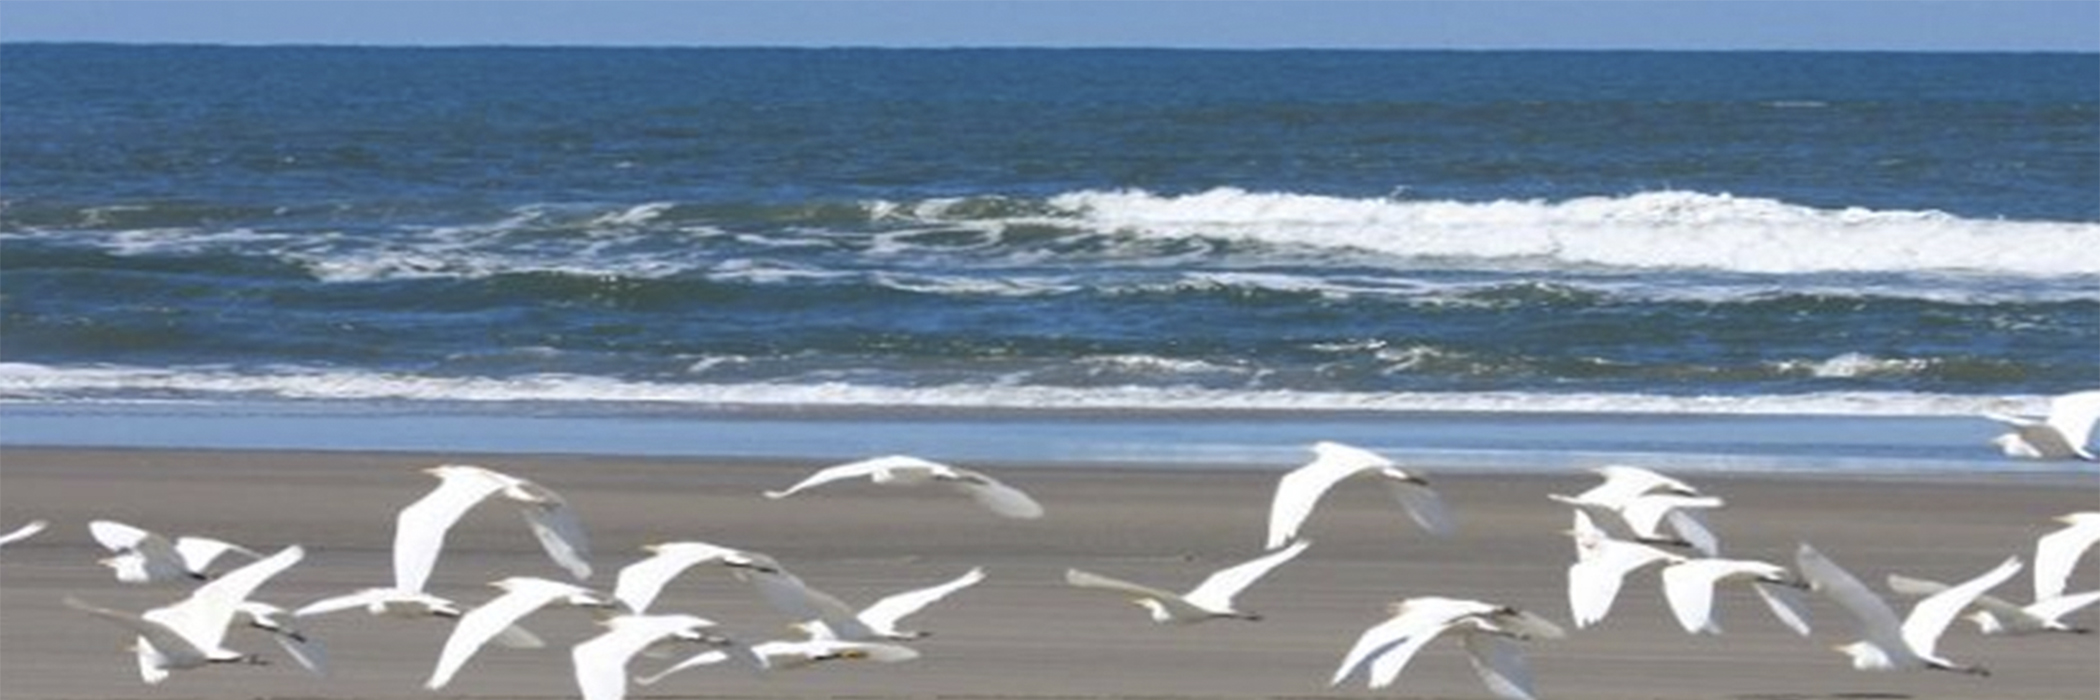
1887 573 2100 636
741 565 986 641
65 545 305 683
394 464 593 593
88 519 260 584
1548 466 1723 555
1658 556 1812 636
636 638 918 684
764 455 1044 519
1265 441 1452 550
1565 522 1684 629
612 541 780 613
572 613 753 700
1795 543 2019 675
1985 390 2100 461
1064 539 1309 624
1329 596 1564 700
427 577 617 690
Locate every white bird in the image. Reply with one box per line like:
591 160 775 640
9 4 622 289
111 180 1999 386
746 566 986 641
1064 539 1309 624
1888 573 2100 635
572 613 751 700
764 455 1044 519
1264 441 1452 550
427 576 617 690
294 587 546 649
612 541 781 613
1795 544 2019 675
0 519 47 548
1658 556 1812 636
1565 523 1684 629
89 519 260 584
65 545 305 683
394 464 592 593
234 601 329 676
635 638 918 684
2034 511 2100 601
1985 390 2100 460
1329 596 1564 700
1549 466 1724 555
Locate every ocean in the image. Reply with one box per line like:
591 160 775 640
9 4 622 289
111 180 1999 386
1 45 2094 472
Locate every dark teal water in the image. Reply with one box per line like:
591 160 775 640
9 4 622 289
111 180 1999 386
2 45 2095 416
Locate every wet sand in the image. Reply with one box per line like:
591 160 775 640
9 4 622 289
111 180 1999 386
1 447 2095 699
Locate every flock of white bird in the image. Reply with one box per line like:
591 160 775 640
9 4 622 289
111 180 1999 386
0 390 2095 700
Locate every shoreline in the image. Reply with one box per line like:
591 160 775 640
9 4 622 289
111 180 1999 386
2 446 2096 699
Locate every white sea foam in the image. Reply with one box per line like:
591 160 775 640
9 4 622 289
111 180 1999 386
0 362 2047 418
1012 188 2100 277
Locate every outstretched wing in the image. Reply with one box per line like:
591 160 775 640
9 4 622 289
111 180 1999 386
947 470 1044 519
1064 568 1183 604
516 497 592 581
763 458 901 499
1381 476 1454 537
1184 539 1310 611
856 567 986 635
0 519 48 548
1901 556 2020 659
1462 629 1538 700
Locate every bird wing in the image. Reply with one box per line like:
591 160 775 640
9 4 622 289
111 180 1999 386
2034 514 2100 601
1662 507 1722 557
393 470 506 592
1796 543 1909 659
0 519 48 547
1064 568 1184 605
428 583 572 689
2027 589 2100 623
1461 629 1538 700
65 596 213 666
856 567 986 636
293 589 388 617
242 603 330 676
1582 465 1697 502
1184 539 1310 611
1752 581 1813 636
88 519 155 552
173 536 260 574
144 545 305 652
1659 560 1727 634
947 470 1045 519
614 543 738 613
2045 390 2100 455
572 618 691 700
1266 445 1374 549
1619 494 1723 541
516 498 593 581
1380 476 1454 537
1887 573 2028 622
1567 540 1673 628
763 457 906 499
1901 556 2021 659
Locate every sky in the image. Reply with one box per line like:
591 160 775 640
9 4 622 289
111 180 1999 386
0 1 2095 52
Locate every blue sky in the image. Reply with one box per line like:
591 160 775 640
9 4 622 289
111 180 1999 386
0 1 2095 51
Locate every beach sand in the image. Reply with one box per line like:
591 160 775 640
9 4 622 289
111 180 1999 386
1 447 2095 699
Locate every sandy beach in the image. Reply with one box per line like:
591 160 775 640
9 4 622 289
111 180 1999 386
1 446 2095 700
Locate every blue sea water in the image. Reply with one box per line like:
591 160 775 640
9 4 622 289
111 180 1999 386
1 45 2095 470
